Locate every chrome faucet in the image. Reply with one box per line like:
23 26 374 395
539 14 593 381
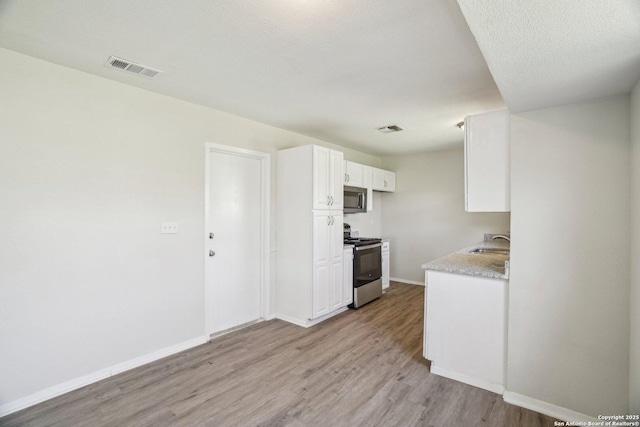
492 235 511 242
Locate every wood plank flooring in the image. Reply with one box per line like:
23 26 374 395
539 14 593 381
1 282 557 427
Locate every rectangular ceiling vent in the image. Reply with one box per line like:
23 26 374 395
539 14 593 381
377 125 403 133
104 56 162 79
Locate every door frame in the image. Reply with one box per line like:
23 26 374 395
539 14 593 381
204 142 271 338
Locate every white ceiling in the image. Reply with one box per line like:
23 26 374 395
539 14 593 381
457 0 640 113
0 0 505 155
2 2 637 155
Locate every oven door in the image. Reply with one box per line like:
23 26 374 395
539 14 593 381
354 243 382 287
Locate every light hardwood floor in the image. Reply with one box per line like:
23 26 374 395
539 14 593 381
1 282 557 427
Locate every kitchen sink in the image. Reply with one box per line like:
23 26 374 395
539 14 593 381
469 247 510 256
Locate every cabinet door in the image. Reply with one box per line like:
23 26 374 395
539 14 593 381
384 171 396 192
363 166 373 211
312 212 331 318
372 168 395 192
313 146 331 210
343 247 353 305
343 161 349 185
464 110 510 212
313 211 344 317
372 167 385 191
344 161 365 187
329 150 344 209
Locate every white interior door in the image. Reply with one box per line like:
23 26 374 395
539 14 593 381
207 147 266 335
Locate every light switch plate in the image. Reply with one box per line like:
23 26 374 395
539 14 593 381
161 222 178 234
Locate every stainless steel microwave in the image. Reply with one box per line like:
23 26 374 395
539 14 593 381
344 186 367 213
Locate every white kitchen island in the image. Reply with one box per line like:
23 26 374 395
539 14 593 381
422 237 509 394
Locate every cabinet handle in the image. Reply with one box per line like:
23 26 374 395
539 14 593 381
330 196 334 206
384 180 387 188
347 174 350 182
327 196 330 206
331 216 335 225
327 216 331 226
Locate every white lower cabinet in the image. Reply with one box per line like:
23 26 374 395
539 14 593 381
277 146 350 327
381 240 390 290
276 209 347 326
312 211 344 319
424 270 507 394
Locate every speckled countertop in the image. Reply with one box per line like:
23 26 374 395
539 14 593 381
421 237 510 280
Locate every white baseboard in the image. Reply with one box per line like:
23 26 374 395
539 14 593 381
209 319 264 339
503 391 598 422
276 306 349 328
275 313 309 327
390 277 424 286
430 364 505 395
0 335 208 418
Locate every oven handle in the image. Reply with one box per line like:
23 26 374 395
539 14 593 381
355 243 382 251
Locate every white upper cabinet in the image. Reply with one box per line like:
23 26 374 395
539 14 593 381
313 146 344 210
372 167 396 192
343 160 365 187
363 165 373 211
464 110 510 212
329 150 344 210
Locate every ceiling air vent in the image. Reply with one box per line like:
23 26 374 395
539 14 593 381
104 56 162 79
377 125 403 133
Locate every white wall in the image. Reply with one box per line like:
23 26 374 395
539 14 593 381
631 80 640 413
0 48 381 410
381 149 510 283
508 96 631 417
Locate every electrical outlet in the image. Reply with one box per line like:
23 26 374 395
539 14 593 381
161 222 178 234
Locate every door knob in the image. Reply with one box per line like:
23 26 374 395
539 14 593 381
209 250 216 257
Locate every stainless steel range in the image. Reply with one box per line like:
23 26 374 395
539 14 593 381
344 224 383 308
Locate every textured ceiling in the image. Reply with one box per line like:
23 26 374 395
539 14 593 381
0 0 505 155
457 0 640 113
